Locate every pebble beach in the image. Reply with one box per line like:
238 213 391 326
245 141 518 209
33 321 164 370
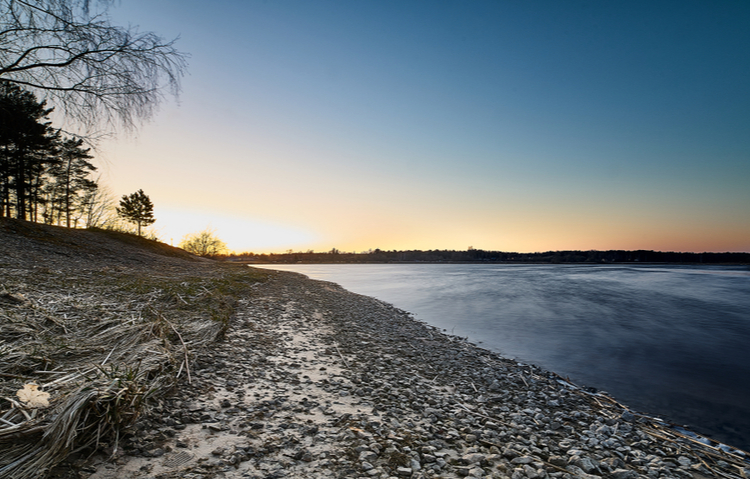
88 269 750 479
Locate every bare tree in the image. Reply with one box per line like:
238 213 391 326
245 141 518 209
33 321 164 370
79 179 113 227
0 0 188 133
180 228 227 257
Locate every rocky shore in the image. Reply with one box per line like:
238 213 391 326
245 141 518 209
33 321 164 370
87 269 750 479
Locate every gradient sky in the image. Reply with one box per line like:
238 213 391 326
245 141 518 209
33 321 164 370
100 0 750 253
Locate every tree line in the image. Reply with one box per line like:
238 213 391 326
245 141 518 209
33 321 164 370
0 80 104 226
225 248 750 264
0 80 164 236
1 0 186 235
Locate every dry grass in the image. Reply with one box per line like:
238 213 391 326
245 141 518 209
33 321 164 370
0 219 266 478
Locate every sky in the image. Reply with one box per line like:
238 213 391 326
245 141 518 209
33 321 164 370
98 0 750 253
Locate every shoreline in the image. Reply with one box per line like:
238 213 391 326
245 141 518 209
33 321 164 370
1 220 747 479
88 269 750 479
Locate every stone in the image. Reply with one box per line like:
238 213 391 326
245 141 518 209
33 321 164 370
566 465 588 477
547 455 567 467
461 453 487 465
523 464 538 478
149 448 165 458
511 456 534 464
469 466 486 477
455 466 473 477
396 466 412 477
574 456 599 474
359 450 378 463
611 469 639 479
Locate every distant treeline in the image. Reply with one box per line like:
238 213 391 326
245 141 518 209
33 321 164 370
223 249 750 264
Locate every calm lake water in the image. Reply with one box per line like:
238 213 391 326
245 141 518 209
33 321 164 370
254 263 750 451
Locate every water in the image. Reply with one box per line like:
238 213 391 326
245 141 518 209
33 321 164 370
254 263 750 451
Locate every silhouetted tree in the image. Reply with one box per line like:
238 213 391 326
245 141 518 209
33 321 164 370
79 181 114 228
0 0 188 133
116 189 154 236
0 80 56 219
44 137 97 226
179 228 227 257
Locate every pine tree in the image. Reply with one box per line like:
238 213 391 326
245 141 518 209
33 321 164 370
45 138 97 227
0 81 55 219
116 189 155 236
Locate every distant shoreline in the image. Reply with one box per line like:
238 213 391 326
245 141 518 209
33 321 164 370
240 260 750 265
222 249 750 265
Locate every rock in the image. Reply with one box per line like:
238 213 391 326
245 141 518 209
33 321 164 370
611 468 639 479
523 464 539 478
572 455 599 474
566 465 589 477
511 456 534 464
469 466 486 477
149 448 165 458
361 461 374 471
547 455 567 467
410 458 421 471
396 466 413 477
359 450 378 463
455 466 473 477
601 457 624 471
460 453 486 465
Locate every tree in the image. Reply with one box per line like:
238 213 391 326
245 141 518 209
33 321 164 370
0 0 188 133
0 80 56 219
116 188 154 236
1 81 103 223
79 180 114 228
179 228 227 257
44 136 96 226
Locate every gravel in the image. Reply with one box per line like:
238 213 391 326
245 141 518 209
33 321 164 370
83 269 749 479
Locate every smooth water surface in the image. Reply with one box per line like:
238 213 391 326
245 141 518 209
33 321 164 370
255 263 750 451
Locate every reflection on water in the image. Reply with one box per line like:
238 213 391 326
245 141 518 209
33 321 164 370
255 264 750 451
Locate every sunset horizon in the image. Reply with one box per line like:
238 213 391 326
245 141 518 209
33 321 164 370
95 1 749 255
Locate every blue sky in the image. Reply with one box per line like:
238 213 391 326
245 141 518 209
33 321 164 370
102 0 750 252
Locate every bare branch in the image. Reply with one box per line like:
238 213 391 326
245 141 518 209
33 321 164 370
0 0 188 135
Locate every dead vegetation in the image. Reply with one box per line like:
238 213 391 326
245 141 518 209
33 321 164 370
0 218 266 478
